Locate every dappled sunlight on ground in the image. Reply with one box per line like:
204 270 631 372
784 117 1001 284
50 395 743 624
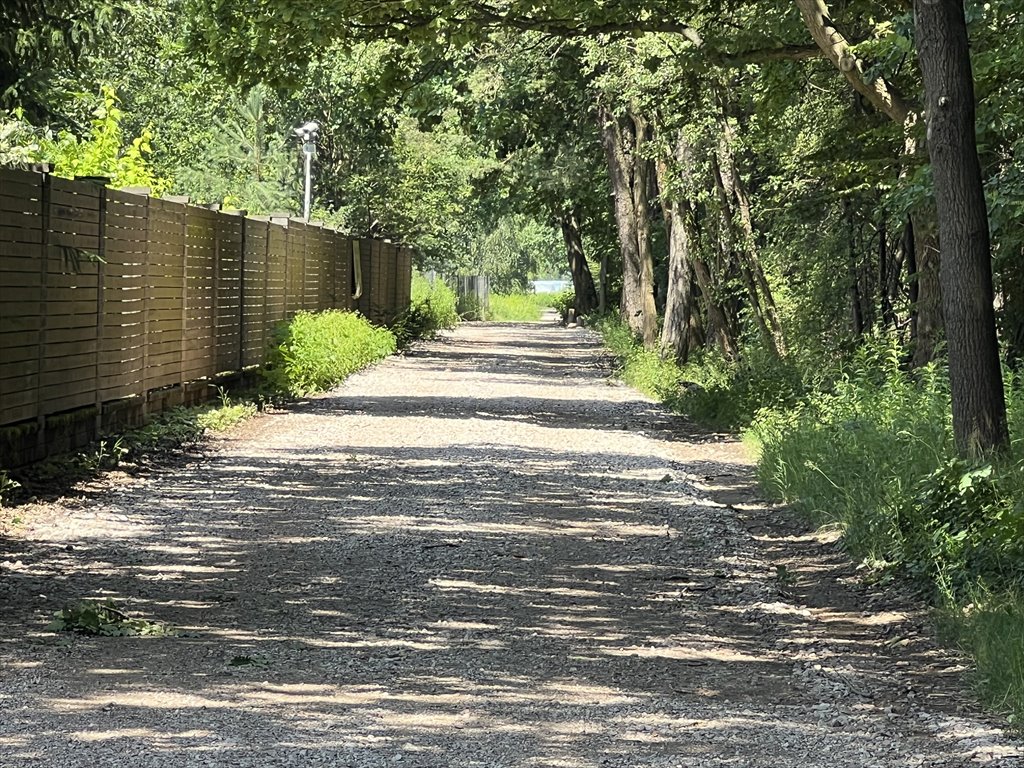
0 323 1019 767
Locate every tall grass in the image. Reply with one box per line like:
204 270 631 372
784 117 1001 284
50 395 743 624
393 273 459 347
488 293 554 322
597 315 1024 724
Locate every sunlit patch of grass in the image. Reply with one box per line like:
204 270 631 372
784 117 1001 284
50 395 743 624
488 293 554 322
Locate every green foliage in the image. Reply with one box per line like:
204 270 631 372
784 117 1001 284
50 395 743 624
264 310 396 396
393 273 459 347
945 595 1024 725
196 390 258 432
488 293 553 322
0 109 41 166
0 0 118 117
596 314 683 399
48 599 174 637
478 216 564 294
597 314 806 430
39 85 166 192
750 344 950 558
550 288 576 322
0 470 19 508
893 459 1024 598
176 85 296 212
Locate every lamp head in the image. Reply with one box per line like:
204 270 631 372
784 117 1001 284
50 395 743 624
294 120 320 139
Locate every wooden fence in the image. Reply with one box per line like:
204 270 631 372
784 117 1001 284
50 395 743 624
0 168 413 465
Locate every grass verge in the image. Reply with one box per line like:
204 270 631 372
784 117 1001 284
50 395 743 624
488 293 553 322
597 314 1024 725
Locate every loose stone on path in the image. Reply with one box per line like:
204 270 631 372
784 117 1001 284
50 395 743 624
0 320 1020 767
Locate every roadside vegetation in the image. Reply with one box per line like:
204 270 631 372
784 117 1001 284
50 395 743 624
600 314 1024 724
488 293 554 322
263 309 397 396
2 304 444 508
393 273 460 347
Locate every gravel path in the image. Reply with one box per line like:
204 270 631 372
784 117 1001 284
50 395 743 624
1 320 1021 767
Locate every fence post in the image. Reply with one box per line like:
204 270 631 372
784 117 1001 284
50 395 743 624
34 174 50 453
92 183 107 436
238 214 247 375
164 196 190 403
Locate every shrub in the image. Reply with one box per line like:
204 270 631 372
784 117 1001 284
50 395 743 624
595 315 683 400
264 310 396 396
596 314 806 430
393 273 459 347
749 344 951 559
551 288 576 322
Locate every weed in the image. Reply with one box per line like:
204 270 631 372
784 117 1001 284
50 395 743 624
48 599 174 637
551 288 576 322
264 309 397 396
0 470 19 507
228 654 268 667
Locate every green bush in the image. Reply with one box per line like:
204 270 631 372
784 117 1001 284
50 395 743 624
264 309 396 396
393 273 459 347
551 288 576 322
596 315 683 400
596 314 806 430
749 343 951 558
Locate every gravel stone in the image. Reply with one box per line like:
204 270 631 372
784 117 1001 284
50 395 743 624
0 319 1021 767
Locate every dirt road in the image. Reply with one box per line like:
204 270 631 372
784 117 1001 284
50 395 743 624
0 321 1019 767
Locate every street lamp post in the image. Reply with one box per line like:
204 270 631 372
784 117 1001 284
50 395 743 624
293 120 320 221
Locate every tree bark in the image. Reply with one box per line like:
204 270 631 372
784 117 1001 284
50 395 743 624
655 136 696 363
914 0 1008 455
711 151 781 357
598 105 658 346
909 227 943 367
844 198 865 335
559 206 599 317
691 254 739 361
795 0 913 124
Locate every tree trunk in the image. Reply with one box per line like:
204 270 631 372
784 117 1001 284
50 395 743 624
726 154 787 354
914 0 1008 455
910 227 943 367
598 105 658 346
713 105 786 356
692 254 739 361
795 0 913 124
844 199 865 335
711 153 779 356
656 135 697 363
1001 249 1024 367
559 206 598 317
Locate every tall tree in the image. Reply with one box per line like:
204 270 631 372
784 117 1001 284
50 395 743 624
913 0 1008 455
599 105 659 346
